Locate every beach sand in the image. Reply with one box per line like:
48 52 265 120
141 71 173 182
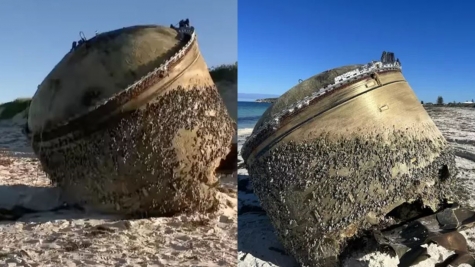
0 120 237 267
238 107 475 267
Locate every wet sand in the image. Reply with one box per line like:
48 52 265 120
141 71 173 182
0 120 237 267
238 106 475 267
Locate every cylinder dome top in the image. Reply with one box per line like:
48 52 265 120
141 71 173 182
254 65 361 131
28 24 190 133
242 51 403 161
253 51 403 133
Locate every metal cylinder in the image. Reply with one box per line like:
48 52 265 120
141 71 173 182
242 58 457 266
26 25 234 217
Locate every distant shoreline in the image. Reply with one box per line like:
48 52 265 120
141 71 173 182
255 98 278 103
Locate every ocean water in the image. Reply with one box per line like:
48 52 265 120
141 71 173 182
237 101 271 135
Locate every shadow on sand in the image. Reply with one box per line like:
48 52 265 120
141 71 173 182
0 184 120 223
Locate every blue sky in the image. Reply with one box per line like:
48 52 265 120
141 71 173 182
238 0 475 103
0 0 237 103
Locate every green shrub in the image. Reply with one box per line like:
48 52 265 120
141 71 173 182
0 98 32 120
436 96 444 105
209 62 237 84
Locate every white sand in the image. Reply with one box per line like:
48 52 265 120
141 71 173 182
238 107 475 267
0 120 237 267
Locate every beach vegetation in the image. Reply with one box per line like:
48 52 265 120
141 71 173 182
209 62 237 84
0 98 32 120
436 96 444 105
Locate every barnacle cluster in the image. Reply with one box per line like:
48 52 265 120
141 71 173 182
242 52 457 266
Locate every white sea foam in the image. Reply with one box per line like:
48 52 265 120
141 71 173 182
238 127 254 137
